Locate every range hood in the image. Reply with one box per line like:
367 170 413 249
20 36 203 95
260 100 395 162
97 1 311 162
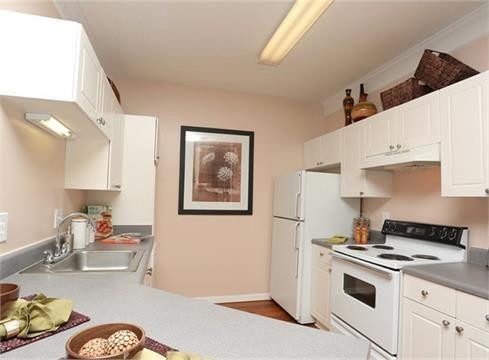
361 143 440 170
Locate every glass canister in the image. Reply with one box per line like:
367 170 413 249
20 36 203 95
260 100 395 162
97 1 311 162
360 217 371 244
353 217 363 243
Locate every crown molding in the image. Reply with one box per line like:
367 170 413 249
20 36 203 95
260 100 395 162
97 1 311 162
321 3 489 116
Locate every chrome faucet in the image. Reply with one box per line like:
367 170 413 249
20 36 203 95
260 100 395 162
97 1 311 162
43 212 96 264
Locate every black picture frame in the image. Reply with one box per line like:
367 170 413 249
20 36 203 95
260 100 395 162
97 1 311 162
178 126 254 215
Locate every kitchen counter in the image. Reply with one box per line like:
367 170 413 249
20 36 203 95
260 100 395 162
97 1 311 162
2 242 370 359
403 261 489 299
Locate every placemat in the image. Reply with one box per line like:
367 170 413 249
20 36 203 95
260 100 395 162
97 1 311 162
0 295 90 354
144 337 176 356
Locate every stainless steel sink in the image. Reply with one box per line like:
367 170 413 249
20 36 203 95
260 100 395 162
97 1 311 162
21 249 145 274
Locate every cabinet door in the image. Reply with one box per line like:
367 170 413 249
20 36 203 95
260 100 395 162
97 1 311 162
98 78 115 140
341 124 366 197
311 263 331 328
363 107 397 157
441 72 489 197
455 321 489 359
397 92 440 151
76 31 103 123
108 105 125 191
319 131 340 167
402 298 456 359
304 137 321 169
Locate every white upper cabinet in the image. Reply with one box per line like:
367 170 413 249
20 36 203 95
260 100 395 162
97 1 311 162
363 107 398 157
397 91 440 150
0 10 118 141
304 130 341 170
304 137 321 170
319 131 341 167
441 72 489 197
340 123 392 198
362 92 440 169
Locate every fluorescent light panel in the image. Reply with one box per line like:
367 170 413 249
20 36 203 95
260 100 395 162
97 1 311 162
25 113 75 139
259 0 334 66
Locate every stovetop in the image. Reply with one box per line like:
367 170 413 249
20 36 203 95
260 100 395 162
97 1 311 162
333 236 467 270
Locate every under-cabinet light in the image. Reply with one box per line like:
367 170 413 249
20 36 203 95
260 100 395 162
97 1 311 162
25 113 75 139
259 0 334 66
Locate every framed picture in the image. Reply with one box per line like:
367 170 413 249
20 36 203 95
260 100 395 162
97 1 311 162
178 126 254 215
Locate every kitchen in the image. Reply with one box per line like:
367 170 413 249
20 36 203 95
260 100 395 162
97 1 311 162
0 0 488 359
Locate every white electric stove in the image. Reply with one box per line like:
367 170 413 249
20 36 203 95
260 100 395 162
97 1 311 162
330 220 468 360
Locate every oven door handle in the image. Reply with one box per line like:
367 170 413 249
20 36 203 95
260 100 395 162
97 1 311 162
332 252 394 280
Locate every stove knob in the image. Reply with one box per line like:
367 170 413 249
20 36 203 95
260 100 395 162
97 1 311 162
440 227 448 239
430 226 437 237
448 228 458 241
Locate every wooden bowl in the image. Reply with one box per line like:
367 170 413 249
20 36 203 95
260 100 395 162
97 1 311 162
0 283 20 318
65 323 145 359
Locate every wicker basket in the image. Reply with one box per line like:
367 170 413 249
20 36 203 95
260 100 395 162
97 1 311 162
380 78 432 110
414 49 479 90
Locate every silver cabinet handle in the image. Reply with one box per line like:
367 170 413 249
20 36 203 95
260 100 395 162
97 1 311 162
421 290 429 297
485 314 489 322
442 320 450 327
96 117 106 126
145 267 153 276
455 326 464 334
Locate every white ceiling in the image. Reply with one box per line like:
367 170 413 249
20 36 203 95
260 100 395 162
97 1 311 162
55 0 485 101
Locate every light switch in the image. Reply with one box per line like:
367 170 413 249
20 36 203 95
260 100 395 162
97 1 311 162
0 212 8 242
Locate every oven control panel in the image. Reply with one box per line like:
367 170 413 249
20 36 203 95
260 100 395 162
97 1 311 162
382 220 467 248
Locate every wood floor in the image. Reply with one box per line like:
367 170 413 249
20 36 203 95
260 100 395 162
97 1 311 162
220 300 317 328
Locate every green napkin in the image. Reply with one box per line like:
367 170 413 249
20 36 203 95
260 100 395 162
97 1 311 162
0 293 73 339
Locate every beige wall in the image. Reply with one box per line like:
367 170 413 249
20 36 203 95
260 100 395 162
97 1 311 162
322 35 489 249
0 1 86 255
114 79 327 297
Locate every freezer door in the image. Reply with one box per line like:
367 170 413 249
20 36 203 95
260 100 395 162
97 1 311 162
270 217 303 320
273 171 304 220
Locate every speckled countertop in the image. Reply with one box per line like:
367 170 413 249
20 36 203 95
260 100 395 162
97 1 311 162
2 240 369 359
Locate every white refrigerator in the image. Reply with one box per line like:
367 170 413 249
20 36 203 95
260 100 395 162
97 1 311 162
270 171 359 324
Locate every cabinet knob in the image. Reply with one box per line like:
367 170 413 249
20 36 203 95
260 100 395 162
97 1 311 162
113 185 121 189
359 191 364 196
442 320 450 327
485 189 489 195
96 117 106 126
421 290 428 297
396 144 401 150
389 145 394 150
328 269 332 273
455 326 464 334
485 314 489 322
320 252 324 257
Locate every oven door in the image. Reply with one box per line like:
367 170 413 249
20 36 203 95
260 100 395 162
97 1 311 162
331 252 401 355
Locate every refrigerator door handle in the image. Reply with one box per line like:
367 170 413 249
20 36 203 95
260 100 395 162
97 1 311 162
295 191 301 219
294 222 301 278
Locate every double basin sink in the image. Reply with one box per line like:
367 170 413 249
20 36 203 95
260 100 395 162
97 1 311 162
21 249 145 274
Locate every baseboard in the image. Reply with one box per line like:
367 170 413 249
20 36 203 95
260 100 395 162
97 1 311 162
195 293 271 304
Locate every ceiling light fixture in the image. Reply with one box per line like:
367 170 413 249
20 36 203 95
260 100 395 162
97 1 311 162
259 0 334 66
25 113 76 139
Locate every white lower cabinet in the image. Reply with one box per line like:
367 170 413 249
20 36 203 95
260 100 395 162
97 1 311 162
311 245 332 329
401 275 489 359
402 298 456 359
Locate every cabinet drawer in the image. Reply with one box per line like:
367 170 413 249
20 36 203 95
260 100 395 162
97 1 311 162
457 291 489 332
404 274 456 317
312 245 332 269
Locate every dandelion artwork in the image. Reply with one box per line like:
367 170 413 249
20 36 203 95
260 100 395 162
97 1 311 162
179 126 254 215
192 143 242 202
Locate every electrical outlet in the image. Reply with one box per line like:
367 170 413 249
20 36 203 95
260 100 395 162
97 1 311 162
0 212 8 242
382 211 391 222
53 208 64 229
